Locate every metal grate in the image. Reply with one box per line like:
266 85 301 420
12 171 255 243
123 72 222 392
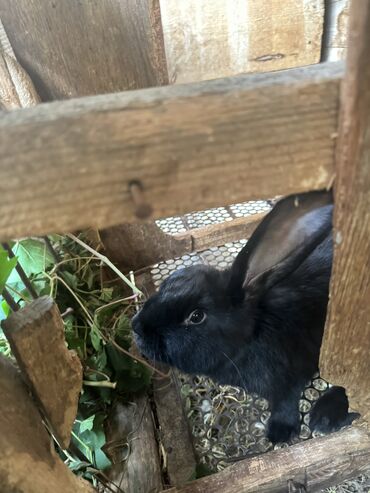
155 200 271 235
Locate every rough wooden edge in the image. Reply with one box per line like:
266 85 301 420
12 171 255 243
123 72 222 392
104 394 163 493
0 355 94 493
0 18 40 109
0 62 342 240
320 0 370 426
101 213 266 272
165 427 370 493
178 212 266 252
2 296 83 449
152 367 197 487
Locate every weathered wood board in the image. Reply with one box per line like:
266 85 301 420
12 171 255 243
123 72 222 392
0 355 93 493
166 427 370 493
0 19 40 109
0 62 341 241
100 213 266 271
152 368 197 486
160 0 324 84
320 0 370 426
104 395 163 493
0 0 168 101
2 297 83 448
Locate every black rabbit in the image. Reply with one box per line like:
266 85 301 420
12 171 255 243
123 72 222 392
132 190 357 443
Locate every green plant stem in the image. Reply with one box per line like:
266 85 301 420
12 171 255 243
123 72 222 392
71 431 93 463
67 233 142 295
83 380 117 389
44 272 94 325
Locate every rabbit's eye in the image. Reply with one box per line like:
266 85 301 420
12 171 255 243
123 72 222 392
187 309 206 325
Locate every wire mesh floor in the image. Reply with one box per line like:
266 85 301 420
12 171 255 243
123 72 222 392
152 200 370 493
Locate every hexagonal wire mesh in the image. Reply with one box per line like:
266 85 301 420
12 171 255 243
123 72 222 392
153 200 369 492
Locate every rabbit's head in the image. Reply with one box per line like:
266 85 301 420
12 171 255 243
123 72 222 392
132 263 252 379
132 191 333 382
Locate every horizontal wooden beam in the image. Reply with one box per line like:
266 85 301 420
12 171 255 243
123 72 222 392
181 212 266 252
101 213 266 271
167 427 370 493
0 62 342 241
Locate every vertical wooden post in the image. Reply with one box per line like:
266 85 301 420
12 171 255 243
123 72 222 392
320 0 370 425
2 297 83 449
0 356 93 493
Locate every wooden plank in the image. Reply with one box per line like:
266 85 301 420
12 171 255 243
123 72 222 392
0 0 168 101
166 427 370 493
135 255 197 487
160 0 324 84
104 395 163 493
2 296 83 448
0 19 40 109
0 62 341 241
186 212 266 252
0 355 94 493
320 0 370 426
101 213 265 271
152 368 197 487
101 222 192 272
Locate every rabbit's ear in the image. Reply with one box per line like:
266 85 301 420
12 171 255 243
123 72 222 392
228 190 333 302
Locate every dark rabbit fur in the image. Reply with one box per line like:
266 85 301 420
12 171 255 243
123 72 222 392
133 190 357 443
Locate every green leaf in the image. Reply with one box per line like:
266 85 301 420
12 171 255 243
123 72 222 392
61 271 78 290
116 364 152 393
11 239 53 277
79 414 95 434
0 250 18 293
90 322 102 352
87 348 108 372
99 288 113 302
94 447 111 470
78 413 112 470
1 299 10 318
106 342 132 373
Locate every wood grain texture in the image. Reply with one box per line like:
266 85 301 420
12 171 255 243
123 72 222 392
0 19 40 109
101 213 265 271
2 296 83 448
100 223 192 272
0 355 93 493
166 427 370 493
0 0 168 101
160 0 324 84
0 62 341 241
152 367 197 487
320 0 370 425
104 395 163 493
187 213 266 252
